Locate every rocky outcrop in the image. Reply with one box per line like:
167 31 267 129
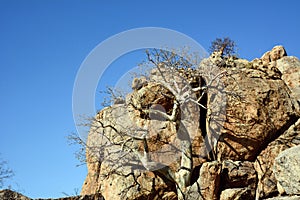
0 189 31 200
81 45 300 200
0 189 104 200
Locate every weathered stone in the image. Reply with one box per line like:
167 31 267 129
81 105 132 195
215 67 299 161
221 160 256 191
261 46 287 65
276 56 300 101
261 51 271 66
128 82 175 116
81 104 176 199
113 97 125 105
82 79 204 198
0 189 31 200
186 161 222 200
273 145 300 195
199 161 222 197
269 46 287 62
254 118 300 199
250 58 282 79
131 76 148 90
0 189 104 200
264 196 300 200
148 67 207 167
99 167 170 200
220 188 253 200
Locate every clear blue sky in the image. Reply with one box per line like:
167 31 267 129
0 0 299 198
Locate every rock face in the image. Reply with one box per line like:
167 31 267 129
186 161 222 200
214 67 298 161
81 46 300 200
276 56 300 101
221 160 256 195
273 145 300 195
254 119 300 198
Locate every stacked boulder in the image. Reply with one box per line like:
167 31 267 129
81 46 300 200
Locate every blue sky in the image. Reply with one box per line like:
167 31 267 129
0 0 299 198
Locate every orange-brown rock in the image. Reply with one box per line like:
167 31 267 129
81 45 300 200
215 67 299 161
254 119 300 199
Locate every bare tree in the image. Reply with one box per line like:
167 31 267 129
209 37 237 57
0 156 14 189
73 48 233 199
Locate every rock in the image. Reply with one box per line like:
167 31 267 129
261 51 271 66
221 160 256 192
161 191 177 200
128 82 175 116
81 46 300 200
81 104 175 199
276 56 300 101
254 118 300 199
219 188 253 200
269 46 287 62
113 97 125 104
131 76 148 90
251 58 282 79
0 189 104 200
264 196 300 200
261 46 287 65
273 145 300 195
0 189 31 200
186 161 222 200
215 67 299 161
198 161 222 199
252 46 287 79
99 168 170 200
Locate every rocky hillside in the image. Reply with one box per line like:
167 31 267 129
81 46 300 200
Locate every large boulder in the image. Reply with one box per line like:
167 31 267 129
186 161 222 200
273 145 300 195
276 56 300 101
81 104 176 199
214 67 299 161
220 160 256 194
261 45 287 65
81 77 204 199
254 118 300 198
